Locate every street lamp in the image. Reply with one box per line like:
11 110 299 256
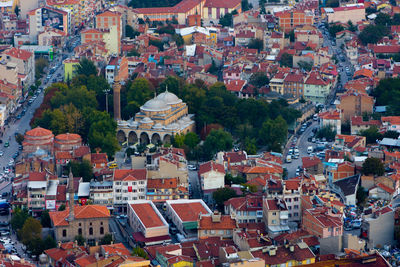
104 88 111 113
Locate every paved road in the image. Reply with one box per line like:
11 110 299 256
284 121 318 178
188 170 201 199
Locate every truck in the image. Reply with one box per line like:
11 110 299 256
286 155 292 163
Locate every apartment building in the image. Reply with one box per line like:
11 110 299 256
263 198 290 237
224 194 263 224
112 169 147 213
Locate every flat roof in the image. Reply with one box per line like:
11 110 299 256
167 199 211 222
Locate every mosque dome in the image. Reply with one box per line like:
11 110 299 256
156 91 182 105
141 98 170 112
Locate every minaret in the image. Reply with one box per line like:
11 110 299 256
68 168 74 221
113 66 121 120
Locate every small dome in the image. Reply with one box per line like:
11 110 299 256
118 120 128 127
153 123 163 129
156 91 182 105
141 98 170 112
140 117 153 124
164 123 179 130
26 127 53 137
129 120 139 127
55 133 81 141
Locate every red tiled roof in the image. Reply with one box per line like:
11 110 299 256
170 202 210 222
49 205 110 226
147 178 177 189
113 169 147 181
199 214 237 230
284 179 301 190
204 0 241 8
25 127 53 137
224 79 246 92
302 156 322 168
3 47 33 61
55 133 81 141
376 183 395 194
91 153 108 164
101 243 130 256
28 172 46 181
199 161 225 175
130 203 165 228
284 72 304 83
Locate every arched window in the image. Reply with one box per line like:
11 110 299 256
62 229 67 237
89 227 93 235
100 227 104 235
78 228 82 235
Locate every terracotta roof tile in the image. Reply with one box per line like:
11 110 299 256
199 214 237 230
130 203 165 228
170 202 210 222
49 205 110 226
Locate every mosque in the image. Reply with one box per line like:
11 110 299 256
116 90 196 145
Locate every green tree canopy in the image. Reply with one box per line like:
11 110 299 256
279 53 293 68
249 72 269 88
68 160 93 182
359 126 382 144
359 24 390 45
75 235 85 246
40 210 52 228
11 208 29 232
362 157 384 176
316 125 336 141
328 23 344 37
213 187 237 211
375 12 392 26
75 58 97 76
259 116 288 152
132 247 149 259
298 60 313 71
125 25 140 38
20 217 42 246
100 234 113 245
248 38 263 52
219 13 233 27
203 129 233 160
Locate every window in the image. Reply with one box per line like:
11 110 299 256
294 212 299 216
89 227 93 235
62 229 67 237
100 227 104 235
272 212 277 216
78 228 82 235
294 205 299 209
272 219 277 224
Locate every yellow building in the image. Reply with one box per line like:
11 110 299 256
117 90 195 145
63 58 80 82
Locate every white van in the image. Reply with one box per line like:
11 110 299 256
286 155 292 163
307 146 313 154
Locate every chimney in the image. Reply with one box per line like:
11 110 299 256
211 211 221 222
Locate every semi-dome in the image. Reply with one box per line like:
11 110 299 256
152 123 163 129
141 98 170 112
140 117 154 124
164 123 179 130
156 91 182 105
118 120 128 127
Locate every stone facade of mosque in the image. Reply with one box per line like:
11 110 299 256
116 91 195 145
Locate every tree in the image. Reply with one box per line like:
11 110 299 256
375 12 392 26
11 208 29 232
316 125 336 141
244 137 257 155
15 133 24 145
359 24 389 45
225 174 246 185
259 116 288 152
35 57 49 79
384 130 400 139
127 49 140 57
203 129 233 160
288 30 295 42
68 160 93 182
279 53 293 68
125 25 140 38
75 235 85 246
241 0 250 11
356 186 368 206
43 235 57 250
328 23 344 37
325 0 339 7
347 20 357 32
298 60 313 71
184 132 200 149
362 157 384 176
14 5 19 16
58 204 66 211
20 217 42 246
219 13 233 27
100 233 113 245
40 210 52 228
212 187 237 211
360 126 382 144
248 38 263 52
75 58 97 76
393 14 400 25
249 72 269 88
132 247 149 259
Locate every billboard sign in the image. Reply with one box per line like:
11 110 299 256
42 7 64 31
